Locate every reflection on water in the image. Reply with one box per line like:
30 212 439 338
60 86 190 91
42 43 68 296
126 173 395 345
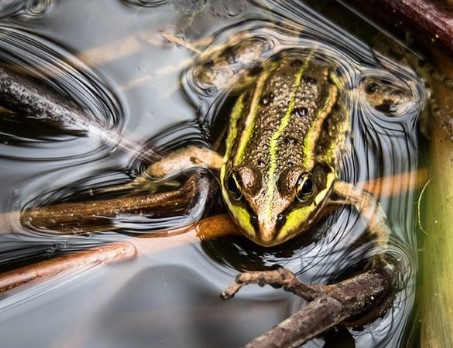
0 0 425 347
0 0 50 18
0 25 123 143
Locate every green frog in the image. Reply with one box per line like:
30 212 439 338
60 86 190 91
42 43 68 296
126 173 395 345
127 37 416 256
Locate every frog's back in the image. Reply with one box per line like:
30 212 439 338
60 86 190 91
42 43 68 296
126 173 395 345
230 53 342 173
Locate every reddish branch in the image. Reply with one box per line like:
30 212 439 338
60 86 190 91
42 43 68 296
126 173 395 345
340 0 453 54
0 241 136 294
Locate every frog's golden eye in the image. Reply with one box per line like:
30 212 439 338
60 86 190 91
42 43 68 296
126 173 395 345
296 173 314 202
226 172 243 201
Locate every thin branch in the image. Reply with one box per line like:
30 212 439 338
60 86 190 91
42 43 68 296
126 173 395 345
223 267 392 348
0 173 211 234
0 241 136 295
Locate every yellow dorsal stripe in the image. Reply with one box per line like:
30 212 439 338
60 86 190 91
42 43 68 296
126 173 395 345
302 83 338 169
220 93 257 238
320 99 349 163
263 52 315 219
233 72 270 166
223 93 246 165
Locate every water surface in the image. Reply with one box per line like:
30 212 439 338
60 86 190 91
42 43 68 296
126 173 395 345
0 1 425 347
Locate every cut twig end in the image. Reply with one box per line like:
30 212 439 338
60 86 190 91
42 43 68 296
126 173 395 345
220 283 242 300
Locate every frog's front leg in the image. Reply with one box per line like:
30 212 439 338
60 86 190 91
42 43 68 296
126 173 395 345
99 146 222 194
143 145 222 178
128 145 223 192
332 180 391 258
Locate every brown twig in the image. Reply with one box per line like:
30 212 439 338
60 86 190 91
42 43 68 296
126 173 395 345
222 267 392 348
0 225 208 295
362 168 428 199
0 241 136 295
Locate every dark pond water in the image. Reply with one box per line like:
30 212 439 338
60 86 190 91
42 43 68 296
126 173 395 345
0 0 426 347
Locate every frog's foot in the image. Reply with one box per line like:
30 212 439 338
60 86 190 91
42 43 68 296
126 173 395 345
222 266 394 347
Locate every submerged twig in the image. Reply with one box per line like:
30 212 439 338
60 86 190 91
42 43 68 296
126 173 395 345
0 64 161 161
0 241 136 295
2 173 213 234
0 66 92 133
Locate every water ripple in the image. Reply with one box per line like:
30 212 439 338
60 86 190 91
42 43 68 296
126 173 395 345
0 0 51 18
0 25 124 158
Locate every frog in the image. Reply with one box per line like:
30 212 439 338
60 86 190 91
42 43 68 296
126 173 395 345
124 34 417 257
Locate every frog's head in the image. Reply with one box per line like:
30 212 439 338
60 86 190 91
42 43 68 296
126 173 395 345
220 163 335 247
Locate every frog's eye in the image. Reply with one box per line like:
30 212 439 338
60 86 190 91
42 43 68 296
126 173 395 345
296 173 314 202
226 172 243 201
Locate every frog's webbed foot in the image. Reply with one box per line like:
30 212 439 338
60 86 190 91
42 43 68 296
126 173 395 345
357 75 419 117
222 266 393 347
